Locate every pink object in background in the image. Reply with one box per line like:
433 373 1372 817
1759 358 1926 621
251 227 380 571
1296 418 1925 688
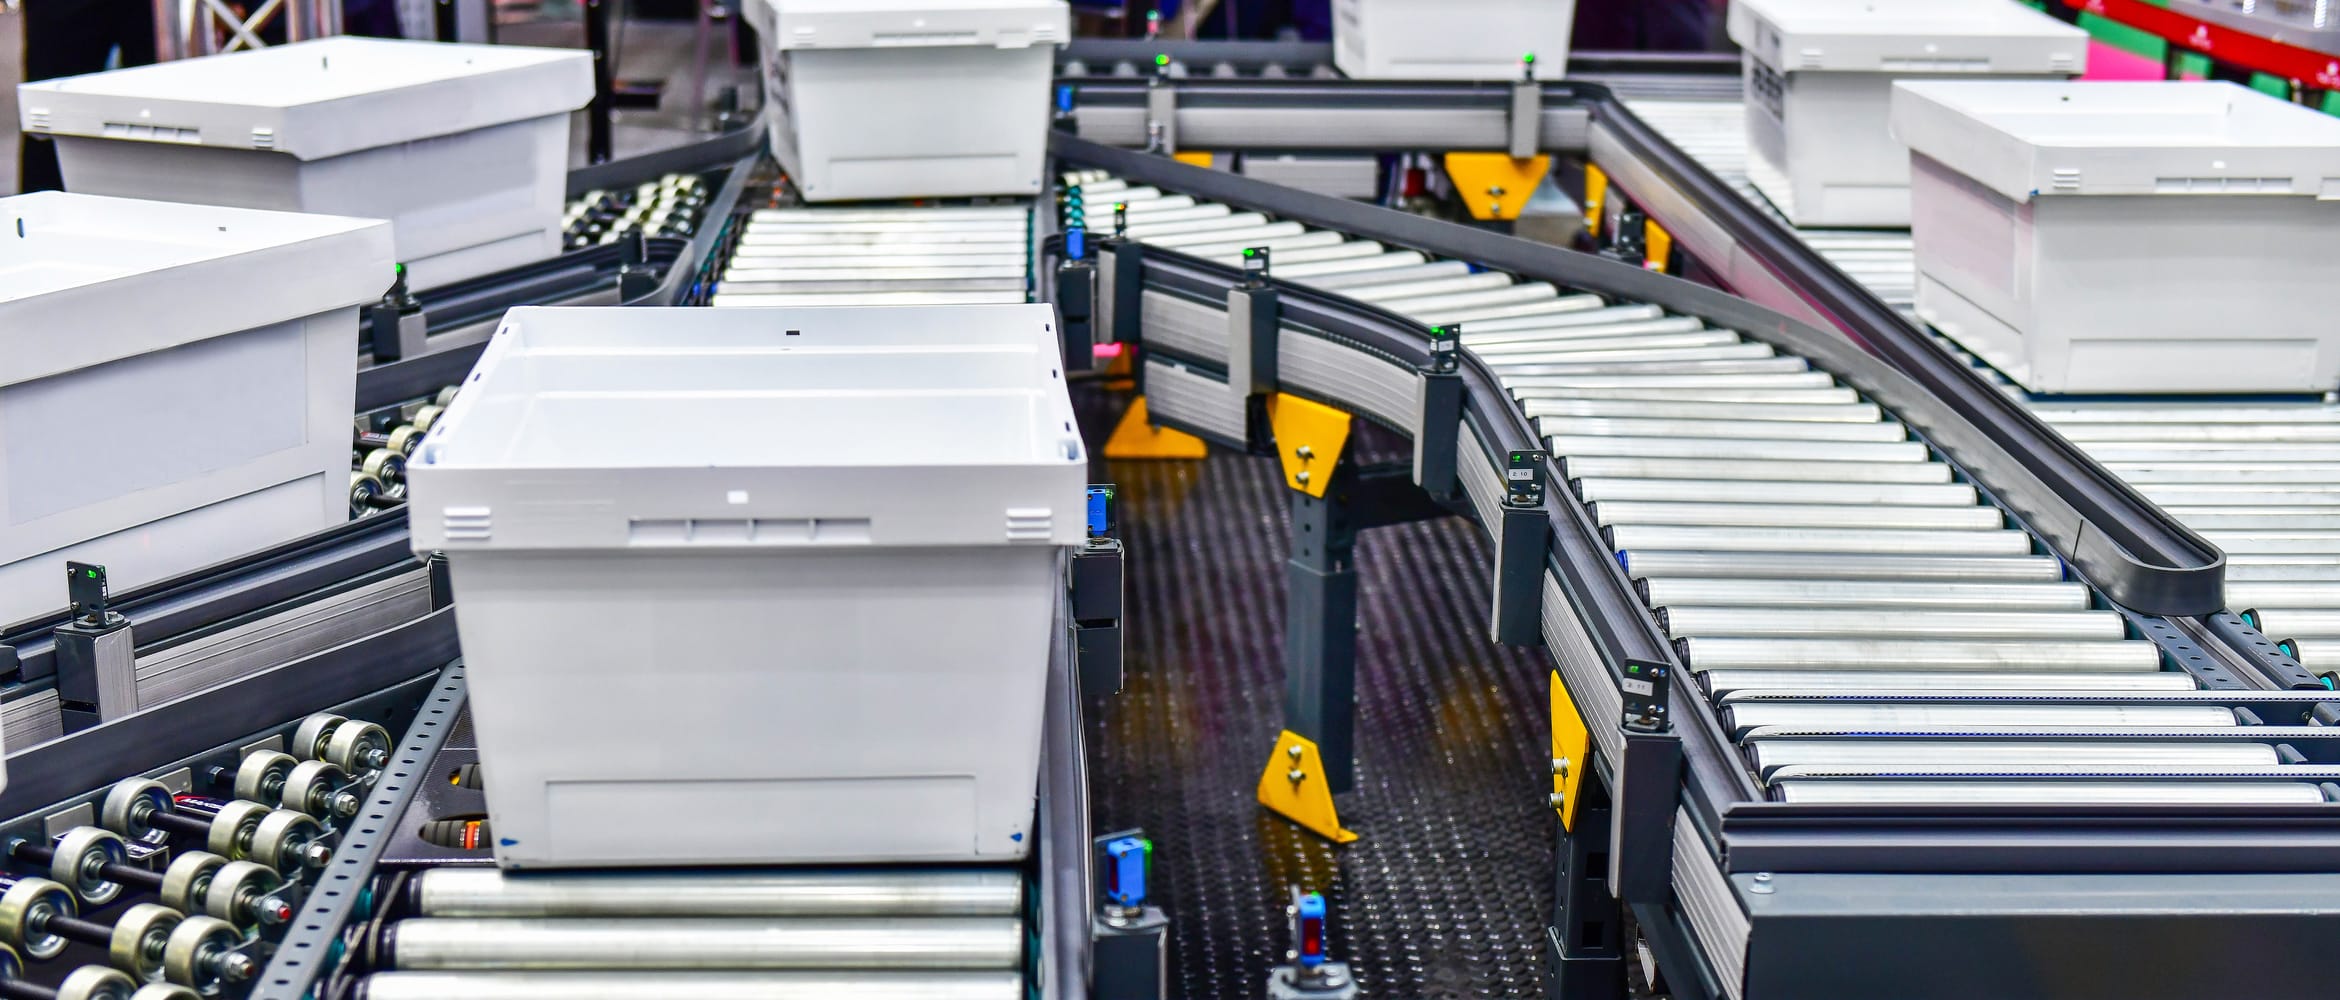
2084 39 2167 80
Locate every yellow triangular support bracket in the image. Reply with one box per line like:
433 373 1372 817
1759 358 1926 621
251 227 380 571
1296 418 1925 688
1443 152 1553 222
1551 671 1592 832
1267 393 1353 498
1644 220 1676 274
1104 397 1208 460
1257 730 1358 844
1173 150 1217 169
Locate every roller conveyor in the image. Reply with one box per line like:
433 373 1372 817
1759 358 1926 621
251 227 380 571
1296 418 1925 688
712 204 1037 308
1064 169 2333 808
1625 94 2340 675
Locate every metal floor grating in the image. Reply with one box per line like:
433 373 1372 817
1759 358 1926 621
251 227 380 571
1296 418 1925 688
1082 398 1557 999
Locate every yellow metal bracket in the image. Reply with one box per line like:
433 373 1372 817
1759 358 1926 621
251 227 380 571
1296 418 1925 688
1583 163 1609 238
1104 397 1208 460
1267 393 1352 498
1551 671 1591 832
1443 152 1553 222
1644 220 1675 274
1257 730 1358 844
1173 150 1216 169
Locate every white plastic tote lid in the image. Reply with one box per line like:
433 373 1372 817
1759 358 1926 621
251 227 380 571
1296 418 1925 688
18 37 592 161
763 0 1069 50
0 191 393 385
1729 0 2086 75
1891 79 2340 201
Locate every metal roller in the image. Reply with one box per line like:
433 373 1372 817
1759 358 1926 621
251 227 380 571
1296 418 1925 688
2106 464 2340 485
2161 510 2340 531
1545 415 1905 445
1500 357 1812 377
751 206 1028 224
742 217 1027 234
721 265 1026 284
412 869 1023 919
2142 488 2340 507
1489 344 1782 368
1290 258 1454 287
1148 222 1307 248
358 971 1026 1000
1462 316 1709 345
1605 525 2033 557
1416 295 1611 325
1517 385 1864 405
1749 739 2275 769
2089 445 2340 463
1124 211 1269 238
2227 563 2340 582
729 243 1025 260
2243 608 2340 638
1520 399 1884 424
1700 670 2197 693
1677 637 2164 672
2200 532 2340 555
2045 422 2340 443
719 278 1028 296
736 230 1026 248
1628 548 2068 587
1775 781 2325 805
1658 608 2126 642
1460 304 1667 333
1563 456 1952 485
1551 436 1927 465
2036 406 2340 425
2228 583 2340 609
1177 231 1354 258
1501 371 1841 390
1644 578 2087 612
712 291 1029 308
1592 501 2000 532
1265 250 1427 279
1723 703 2237 735
385 918 1024 972
1337 272 1517 301
1574 477 1976 507
1472 331 1748 357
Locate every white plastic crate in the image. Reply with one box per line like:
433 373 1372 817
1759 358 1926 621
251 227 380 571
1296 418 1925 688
1893 80 2340 395
0 192 393 629
748 0 1068 201
17 38 592 289
1332 0 1575 80
406 304 1086 869
1727 0 2085 227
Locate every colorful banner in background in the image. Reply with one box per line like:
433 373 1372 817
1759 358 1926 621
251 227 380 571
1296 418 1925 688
2025 0 2340 113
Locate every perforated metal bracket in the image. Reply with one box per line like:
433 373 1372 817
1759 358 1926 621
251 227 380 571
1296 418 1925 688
250 660 467 1000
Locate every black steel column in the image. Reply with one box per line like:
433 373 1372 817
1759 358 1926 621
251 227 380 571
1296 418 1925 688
1284 457 1361 795
584 0 615 164
1549 777 1626 1000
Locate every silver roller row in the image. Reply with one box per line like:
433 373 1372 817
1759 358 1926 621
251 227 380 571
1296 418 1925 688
1628 95 2340 675
363 868 1025 997
1064 167 2334 807
712 204 1036 308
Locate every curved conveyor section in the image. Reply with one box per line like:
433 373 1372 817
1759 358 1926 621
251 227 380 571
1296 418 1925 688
1059 166 2340 807
1627 94 2340 677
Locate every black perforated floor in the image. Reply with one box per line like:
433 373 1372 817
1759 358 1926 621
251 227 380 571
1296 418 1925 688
1080 395 1557 1000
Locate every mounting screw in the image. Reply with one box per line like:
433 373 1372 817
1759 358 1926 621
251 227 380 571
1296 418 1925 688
1749 872 1775 894
1287 769 1307 783
1296 470 1311 484
1286 745 1303 759
1548 792 1565 808
1551 757 1569 777
1296 445 1314 460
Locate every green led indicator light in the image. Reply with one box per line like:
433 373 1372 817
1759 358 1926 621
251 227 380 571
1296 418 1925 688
1155 53 1171 67
1243 248 1256 257
85 569 98 579
1522 53 1537 64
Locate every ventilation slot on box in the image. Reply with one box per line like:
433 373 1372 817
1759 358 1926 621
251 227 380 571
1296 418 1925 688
443 507 493 542
2155 176 2295 194
1005 508 1054 542
99 121 200 143
629 517 873 546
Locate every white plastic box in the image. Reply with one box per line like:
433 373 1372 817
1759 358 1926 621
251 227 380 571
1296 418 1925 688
0 192 393 629
1892 80 2340 395
1727 0 2086 227
17 38 592 289
748 0 1068 202
1333 0 1575 80
406 304 1086 869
